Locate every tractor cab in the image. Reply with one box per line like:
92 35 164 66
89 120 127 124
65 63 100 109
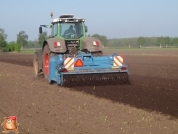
40 14 88 40
56 14 87 39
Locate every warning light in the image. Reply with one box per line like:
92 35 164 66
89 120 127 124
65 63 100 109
54 42 60 47
62 68 68 72
121 67 127 70
74 59 83 67
58 68 68 73
93 41 99 46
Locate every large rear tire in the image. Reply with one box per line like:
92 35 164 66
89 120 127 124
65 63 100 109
33 52 40 78
42 45 51 80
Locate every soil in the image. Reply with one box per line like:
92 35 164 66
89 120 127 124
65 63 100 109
0 50 178 134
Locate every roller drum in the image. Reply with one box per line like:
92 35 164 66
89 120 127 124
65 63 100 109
62 72 129 87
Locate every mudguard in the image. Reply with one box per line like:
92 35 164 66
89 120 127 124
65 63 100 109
43 38 67 53
82 37 103 52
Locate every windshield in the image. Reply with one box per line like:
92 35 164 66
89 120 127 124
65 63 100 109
60 22 83 39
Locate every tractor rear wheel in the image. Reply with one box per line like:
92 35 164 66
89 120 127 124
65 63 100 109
33 52 40 78
42 45 51 80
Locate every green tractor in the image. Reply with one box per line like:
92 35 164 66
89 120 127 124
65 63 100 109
33 14 104 79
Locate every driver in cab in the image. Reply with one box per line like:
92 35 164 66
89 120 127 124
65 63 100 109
63 25 75 36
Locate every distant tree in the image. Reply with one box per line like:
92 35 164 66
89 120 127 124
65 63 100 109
91 34 108 46
0 28 8 48
33 40 39 48
137 37 145 48
27 40 34 48
157 36 164 48
17 31 28 49
172 37 178 47
124 38 132 48
59 36 176 48
164 36 170 48
38 32 47 47
9 41 16 44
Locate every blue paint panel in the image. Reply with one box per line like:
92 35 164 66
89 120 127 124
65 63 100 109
74 54 114 67
48 55 64 83
48 52 129 85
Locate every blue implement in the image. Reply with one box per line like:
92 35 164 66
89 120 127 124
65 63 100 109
48 52 129 86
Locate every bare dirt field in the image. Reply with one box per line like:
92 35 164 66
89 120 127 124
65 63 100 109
0 49 178 134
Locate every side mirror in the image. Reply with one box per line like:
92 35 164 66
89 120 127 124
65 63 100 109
85 26 88 33
39 27 42 33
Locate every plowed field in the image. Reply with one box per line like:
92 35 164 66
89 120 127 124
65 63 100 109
0 49 178 134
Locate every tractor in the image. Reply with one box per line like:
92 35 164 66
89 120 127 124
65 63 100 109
33 13 129 86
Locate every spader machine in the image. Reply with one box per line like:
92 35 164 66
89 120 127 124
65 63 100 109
33 13 129 86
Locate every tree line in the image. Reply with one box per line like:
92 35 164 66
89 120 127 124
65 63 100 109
0 28 48 52
91 34 178 48
0 28 178 52
0 28 29 52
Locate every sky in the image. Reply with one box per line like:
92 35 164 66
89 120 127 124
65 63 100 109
0 0 178 42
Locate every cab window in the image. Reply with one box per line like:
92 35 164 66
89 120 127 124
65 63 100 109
51 23 58 37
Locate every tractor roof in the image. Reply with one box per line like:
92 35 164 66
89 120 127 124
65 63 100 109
60 14 74 18
52 14 86 23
